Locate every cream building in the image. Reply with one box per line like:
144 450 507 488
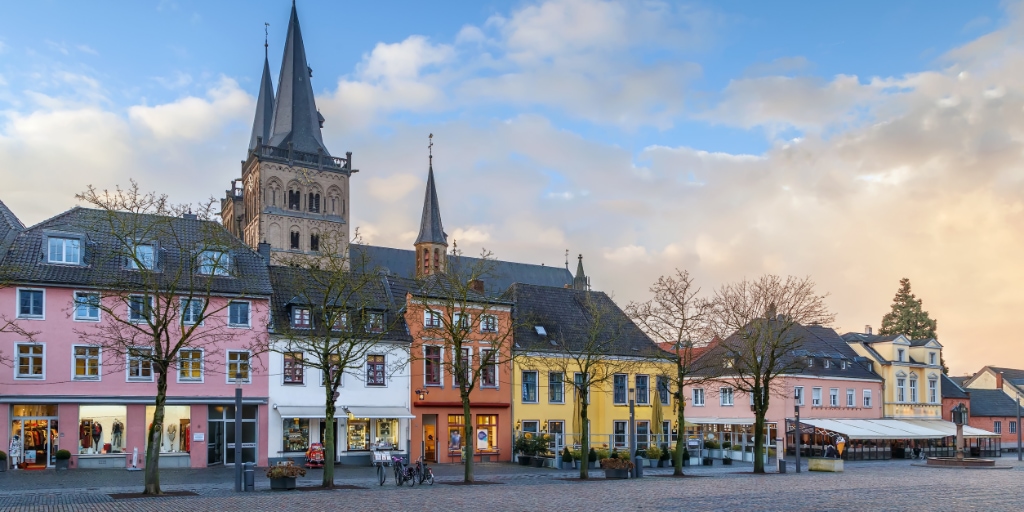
843 332 944 419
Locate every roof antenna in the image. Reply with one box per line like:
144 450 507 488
565 249 569 271
428 133 433 168
264 22 269 58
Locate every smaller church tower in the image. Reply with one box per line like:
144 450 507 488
415 134 448 277
572 254 590 290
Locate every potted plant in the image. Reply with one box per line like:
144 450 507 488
531 435 549 467
705 439 721 459
561 447 574 470
266 461 306 490
658 446 671 467
588 448 599 469
601 457 634 479
571 449 582 469
54 449 71 470
731 444 743 461
610 448 620 459
645 446 661 467
515 434 534 465
683 448 692 466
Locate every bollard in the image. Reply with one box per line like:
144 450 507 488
633 456 643 478
778 460 787 474
243 462 255 491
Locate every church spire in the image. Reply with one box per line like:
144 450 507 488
267 1 330 155
573 254 589 290
248 25 275 152
415 134 447 246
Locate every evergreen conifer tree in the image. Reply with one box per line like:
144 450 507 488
879 278 947 373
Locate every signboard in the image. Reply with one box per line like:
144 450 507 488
476 429 489 450
193 432 205 442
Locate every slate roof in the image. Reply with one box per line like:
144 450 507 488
986 366 1024 382
267 265 410 343
941 374 970 399
967 388 1024 417
908 338 937 347
350 244 573 295
508 283 663 358
695 321 882 381
0 198 24 258
248 51 275 152
0 207 272 296
267 2 330 155
948 375 971 388
414 166 447 246
841 333 902 344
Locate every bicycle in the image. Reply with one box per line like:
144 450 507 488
414 456 434 485
392 456 416 487
373 450 391 486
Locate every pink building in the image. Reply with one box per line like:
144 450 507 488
0 203 272 469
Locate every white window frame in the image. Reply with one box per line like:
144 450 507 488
824 359 831 369
227 350 252 384
127 347 154 382
1012 421 1018 434
365 354 387 387
896 348 905 362
863 389 873 408
197 250 231 276
521 370 539 404
16 288 45 320
364 312 384 333
452 312 471 332
720 387 734 406
281 351 304 385
180 298 205 325
812 387 822 407
452 347 471 387
292 307 311 329
424 310 441 328
846 388 855 408
994 421 1002 434
72 345 101 381
928 377 938 404
126 243 155 270
692 387 705 407
128 295 152 323
548 371 564 403
909 375 918 403
613 374 628 405
929 352 936 365
14 342 45 380
829 388 839 407
635 374 650 405
228 301 251 328
794 386 804 406
73 291 101 322
896 378 906 402
480 314 498 333
47 236 82 265
177 348 204 383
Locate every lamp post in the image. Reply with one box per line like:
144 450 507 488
951 402 968 461
1017 391 1021 462
234 370 244 492
794 399 801 474
628 387 637 477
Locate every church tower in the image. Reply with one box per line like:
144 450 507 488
415 135 448 277
222 1 355 260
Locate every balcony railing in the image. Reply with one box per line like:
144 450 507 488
250 139 352 172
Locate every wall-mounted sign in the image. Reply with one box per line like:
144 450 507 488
193 433 205 442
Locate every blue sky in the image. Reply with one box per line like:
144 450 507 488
2 0 1023 373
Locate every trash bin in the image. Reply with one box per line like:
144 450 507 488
778 460 787 474
243 462 255 491
633 456 643 478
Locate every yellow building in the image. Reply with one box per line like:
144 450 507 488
843 332 944 419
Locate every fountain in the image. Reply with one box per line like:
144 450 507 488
925 402 995 468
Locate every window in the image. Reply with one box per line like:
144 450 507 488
480 349 497 387
283 352 303 384
48 237 81 264
928 377 938 404
331 310 348 331
613 374 628 405
126 244 155 270
17 289 44 319
897 348 905 362
574 372 589 404
179 349 203 382
929 352 936 365
128 348 154 381
549 372 564 403
636 420 650 450
812 387 822 407
424 310 441 328
477 414 498 452
181 298 204 325
453 312 470 332
15 344 44 379
322 354 341 387
309 234 319 252
128 295 152 323
824 359 832 369
290 231 300 250
664 420 678 442
74 292 100 321
896 378 906 402
73 346 100 380
229 301 250 327
1011 421 1018 434
454 348 471 385
841 360 848 370
794 386 804 406
480 314 498 333
448 415 466 453
863 389 873 408
364 312 384 333
657 376 670 406
847 388 855 407
720 387 734 406
308 192 320 213
288 190 300 210
366 355 386 386
829 388 839 407
693 387 705 406
520 420 539 436
292 307 311 329
613 421 628 449
424 346 441 385
227 351 250 383
522 371 538 403
198 250 230 276
283 418 310 453
909 376 918 403
994 421 1002 434
635 375 650 405
807 357 814 367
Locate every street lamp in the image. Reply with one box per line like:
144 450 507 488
415 389 429 401
234 370 244 492
793 388 801 474
628 387 637 478
951 402 968 461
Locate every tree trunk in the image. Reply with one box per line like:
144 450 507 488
674 404 686 476
753 408 766 473
143 370 168 494
462 393 474 482
579 401 589 479
323 388 336 488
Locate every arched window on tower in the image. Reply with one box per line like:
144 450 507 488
308 192 320 213
290 230 300 250
433 248 441 273
331 197 336 215
310 233 320 252
423 248 430 274
288 190 301 210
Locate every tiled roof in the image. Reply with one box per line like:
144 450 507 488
508 283 663 358
941 374 969 399
0 207 272 296
841 333 902 344
948 375 971 387
968 388 1024 417
986 366 1024 381
267 2 330 155
414 166 446 246
0 198 24 258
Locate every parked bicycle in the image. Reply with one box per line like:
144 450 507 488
414 456 434 485
374 450 392 486
392 456 416 487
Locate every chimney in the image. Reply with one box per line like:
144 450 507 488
997 371 1004 389
257 241 271 264
182 212 198 221
865 325 872 335
468 279 484 293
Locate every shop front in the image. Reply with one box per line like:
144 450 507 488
8 405 60 469
411 406 510 464
786 418 1000 460
684 418 778 463
273 406 412 466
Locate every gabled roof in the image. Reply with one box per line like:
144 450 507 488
941 374 969 399
842 333 903 345
0 198 24 257
267 1 330 155
968 388 1024 417
414 166 446 246
350 244 572 295
248 51 276 152
964 366 1024 390
509 283 662 358
0 207 272 296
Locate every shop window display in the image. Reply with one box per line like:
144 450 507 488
375 419 397 448
78 405 127 454
145 405 191 453
448 414 464 455
282 418 310 452
347 420 369 451
476 414 498 453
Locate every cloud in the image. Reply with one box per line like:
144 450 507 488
128 77 251 141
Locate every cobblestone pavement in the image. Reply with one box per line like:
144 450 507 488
2 458 1023 511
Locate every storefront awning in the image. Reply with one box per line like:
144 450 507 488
276 406 326 419
791 418 998 439
686 417 765 426
345 406 415 419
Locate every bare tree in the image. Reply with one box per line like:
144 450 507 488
74 182 268 494
709 275 834 473
266 231 404 488
516 287 657 479
627 269 719 476
406 247 515 483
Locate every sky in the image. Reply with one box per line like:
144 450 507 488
0 0 1021 376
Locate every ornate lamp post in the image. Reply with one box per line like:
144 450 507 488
793 387 801 473
951 402 969 461
234 370 244 492
628 387 637 477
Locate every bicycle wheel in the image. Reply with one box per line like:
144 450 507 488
424 470 434 486
406 470 416 487
394 466 403 486
377 464 385 486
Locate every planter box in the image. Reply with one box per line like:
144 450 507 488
743 452 753 462
518 455 532 466
562 462 574 470
722 457 732 465
531 456 546 468
55 459 70 471
731 451 743 461
590 461 600 469
702 457 713 466
604 469 630 479
270 476 297 490
808 458 844 473
709 449 723 459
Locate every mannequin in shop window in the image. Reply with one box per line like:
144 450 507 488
92 422 103 453
80 420 93 453
9 435 21 469
112 420 124 451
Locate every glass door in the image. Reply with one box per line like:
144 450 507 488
207 421 224 466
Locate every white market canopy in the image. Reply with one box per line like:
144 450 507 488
792 418 998 440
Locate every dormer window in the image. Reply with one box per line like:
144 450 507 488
331 311 348 332
127 244 155 270
824 359 831 369
364 312 384 333
198 250 230 276
292 307 311 329
897 348 905 362
841 361 848 370
807 357 814 367
929 352 936 365
47 237 81 264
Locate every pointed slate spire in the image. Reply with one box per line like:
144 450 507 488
573 254 588 290
267 1 330 155
248 48 275 152
415 164 447 246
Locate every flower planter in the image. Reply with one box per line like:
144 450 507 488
743 452 753 462
518 455 532 466
531 456 546 468
604 469 630 479
702 457 713 466
709 449 723 459
731 450 743 461
722 457 732 465
55 459 70 471
270 476 297 490
590 461 600 469
562 461 574 470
